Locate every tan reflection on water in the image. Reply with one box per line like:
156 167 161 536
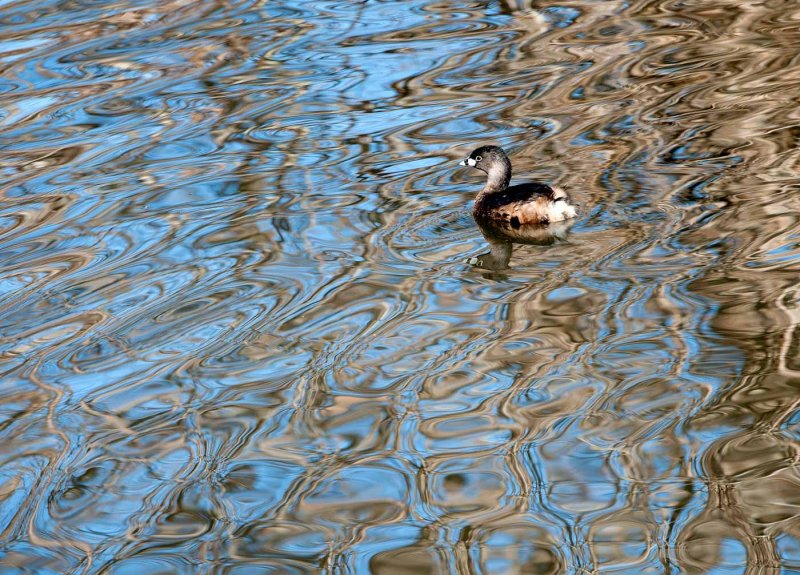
2 0 800 573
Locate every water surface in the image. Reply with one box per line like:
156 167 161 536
2 0 800 573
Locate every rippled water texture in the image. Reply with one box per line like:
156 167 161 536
2 0 800 573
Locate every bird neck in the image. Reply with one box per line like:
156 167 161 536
481 158 511 194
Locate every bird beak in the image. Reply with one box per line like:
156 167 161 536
460 157 476 167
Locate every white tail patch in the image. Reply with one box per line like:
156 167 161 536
547 188 577 222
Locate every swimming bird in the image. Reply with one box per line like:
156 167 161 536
460 145 577 227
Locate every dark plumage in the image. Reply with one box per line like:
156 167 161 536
459 145 576 227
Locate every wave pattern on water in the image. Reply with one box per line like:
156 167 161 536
2 0 800 573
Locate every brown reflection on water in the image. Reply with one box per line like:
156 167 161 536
2 0 800 573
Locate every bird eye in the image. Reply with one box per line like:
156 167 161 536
475 155 482 162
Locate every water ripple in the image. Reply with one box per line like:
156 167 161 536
2 0 800 572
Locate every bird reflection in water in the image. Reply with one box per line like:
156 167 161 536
468 215 575 271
